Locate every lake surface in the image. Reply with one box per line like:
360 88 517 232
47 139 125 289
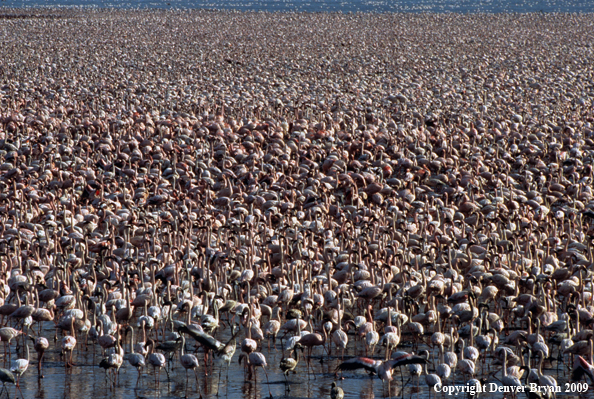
1 0 594 13
6 322 594 399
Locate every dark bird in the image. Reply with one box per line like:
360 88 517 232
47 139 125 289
0 368 15 397
331 381 344 399
176 321 224 366
279 344 302 388
571 355 594 384
391 352 431 367
156 336 183 366
336 355 426 380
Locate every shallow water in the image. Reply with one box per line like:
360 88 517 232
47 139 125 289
5 321 594 399
1 0 594 13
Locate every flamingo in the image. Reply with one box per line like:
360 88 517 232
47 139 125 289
458 339 476 381
9 294 35 337
0 328 21 361
336 355 427 396
332 294 349 360
408 362 423 393
299 322 329 377
216 325 239 394
391 351 430 386
571 355 594 384
464 324 480 363
365 326 380 357
125 326 145 387
475 313 492 368
241 307 258 355
61 319 77 368
146 339 168 387
29 336 48 378
280 317 308 336
436 344 451 383
380 331 400 361
177 321 223 370
97 320 117 355
282 313 307 355
430 310 446 352
200 294 220 334
99 353 123 387
535 350 558 397
424 358 442 399
501 349 522 399
179 335 202 399
407 321 424 351
102 329 124 386
238 352 273 397
134 317 150 356
9 342 28 397
444 328 458 371
262 306 281 350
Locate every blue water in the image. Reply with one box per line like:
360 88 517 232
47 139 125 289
2 0 593 13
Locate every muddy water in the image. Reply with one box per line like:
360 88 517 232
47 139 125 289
7 323 594 399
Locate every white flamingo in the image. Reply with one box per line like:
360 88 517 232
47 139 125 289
10 342 29 397
146 339 168 387
501 349 522 399
125 326 145 387
179 335 202 398
239 352 273 397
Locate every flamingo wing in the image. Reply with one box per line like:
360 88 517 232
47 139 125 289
573 356 594 383
390 354 428 367
336 357 378 373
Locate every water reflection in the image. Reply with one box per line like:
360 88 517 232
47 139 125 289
7 322 594 399
359 379 375 399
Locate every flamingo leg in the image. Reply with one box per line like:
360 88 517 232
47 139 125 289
197 373 204 399
261 366 273 398
39 351 45 378
136 368 141 387
106 370 112 388
226 362 231 395
310 347 317 379
164 365 170 383
203 353 209 376
217 365 222 396
16 381 24 399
